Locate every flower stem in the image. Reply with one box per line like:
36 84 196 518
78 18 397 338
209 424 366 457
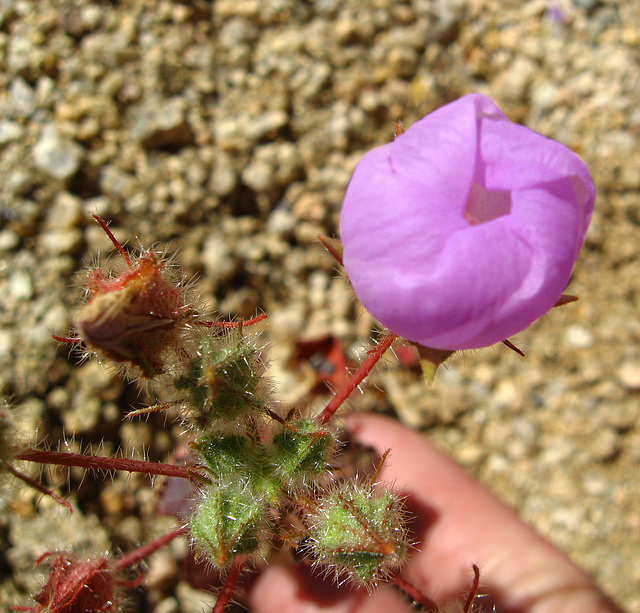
212 559 246 613
392 575 439 611
6 463 73 512
317 331 396 425
14 448 193 480
113 524 188 571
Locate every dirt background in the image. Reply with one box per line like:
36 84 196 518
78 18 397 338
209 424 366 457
0 0 639 611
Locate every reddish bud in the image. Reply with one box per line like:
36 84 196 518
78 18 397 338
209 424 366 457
72 217 195 378
24 553 120 613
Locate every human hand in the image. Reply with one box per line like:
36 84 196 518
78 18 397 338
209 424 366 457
246 414 625 613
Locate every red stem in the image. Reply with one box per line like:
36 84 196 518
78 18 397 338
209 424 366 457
14 448 193 480
93 215 132 267
6 464 74 512
113 524 188 571
195 314 268 328
392 575 439 611
212 559 246 613
317 331 397 425
462 564 480 613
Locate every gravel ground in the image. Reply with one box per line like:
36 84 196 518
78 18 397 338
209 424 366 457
1 0 639 611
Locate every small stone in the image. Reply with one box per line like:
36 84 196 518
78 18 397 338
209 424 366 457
130 98 195 150
209 151 238 196
242 157 273 192
0 229 20 251
8 76 36 118
99 166 136 198
0 329 12 359
144 550 179 591
6 169 34 197
589 427 620 462
531 82 562 113
457 443 485 465
202 234 237 285
494 56 536 101
0 120 24 145
45 192 83 231
33 125 83 180
9 270 33 300
563 324 594 350
617 361 640 390
267 207 295 236
244 110 289 141
38 229 83 255
176 584 217 613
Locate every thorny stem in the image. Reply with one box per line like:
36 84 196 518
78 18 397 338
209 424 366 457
5 464 73 512
195 314 268 328
92 214 132 267
392 575 439 611
14 448 193 480
317 331 397 424
51 334 82 344
212 558 246 613
369 449 391 485
462 564 481 613
113 524 188 571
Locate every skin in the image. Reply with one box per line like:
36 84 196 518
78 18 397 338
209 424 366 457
247 414 625 613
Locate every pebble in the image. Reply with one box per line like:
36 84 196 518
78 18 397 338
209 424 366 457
8 77 36 118
38 228 83 255
589 426 620 462
0 329 12 360
175 584 217 613
244 110 289 141
153 598 179 613
0 120 24 145
45 192 83 230
201 234 237 286
208 150 236 197
8 270 33 300
144 550 179 591
563 324 594 350
33 124 83 180
241 156 273 192
0 228 20 251
130 98 195 150
616 361 640 390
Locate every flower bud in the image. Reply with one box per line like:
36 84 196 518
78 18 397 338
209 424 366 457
270 417 338 487
175 333 266 426
190 483 270 567
306 483 408 585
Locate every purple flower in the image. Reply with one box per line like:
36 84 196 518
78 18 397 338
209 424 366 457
340 94 595 350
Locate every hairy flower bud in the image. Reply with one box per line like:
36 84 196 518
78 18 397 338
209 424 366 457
306 483 408 585
190 483 270 567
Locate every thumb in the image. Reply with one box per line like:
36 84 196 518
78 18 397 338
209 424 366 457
346 413 624 613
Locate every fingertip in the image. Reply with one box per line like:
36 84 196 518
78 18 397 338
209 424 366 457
246 561 412 613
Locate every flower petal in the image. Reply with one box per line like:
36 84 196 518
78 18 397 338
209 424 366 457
340 94 595 350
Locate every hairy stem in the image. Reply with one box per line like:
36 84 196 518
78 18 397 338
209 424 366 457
6 463 73 512
114 524 188 571
212 559 246 613
392 575 439 611
14 448 193 479
318 331 397 424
